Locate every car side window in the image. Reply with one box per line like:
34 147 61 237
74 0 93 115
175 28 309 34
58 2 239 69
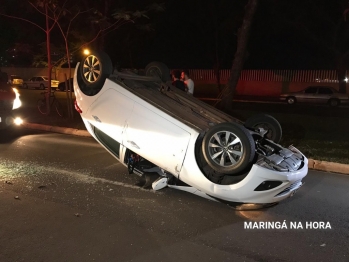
304 87 317 94
318 87 333 94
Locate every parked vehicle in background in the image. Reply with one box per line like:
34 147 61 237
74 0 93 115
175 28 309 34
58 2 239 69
280 86 349 106
58 78 74 92
8 75 24 88
0 72 23 130
23 76 59 90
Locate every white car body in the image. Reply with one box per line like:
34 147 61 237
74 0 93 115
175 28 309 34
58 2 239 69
74 52 308 209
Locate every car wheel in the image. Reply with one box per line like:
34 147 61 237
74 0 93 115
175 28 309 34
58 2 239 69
287 96 296 105
79 50 113 93
40 84 45 90
244 114 282 143
201 122 255 175
23 83 28 89
328 98 339 107
145 62 171 82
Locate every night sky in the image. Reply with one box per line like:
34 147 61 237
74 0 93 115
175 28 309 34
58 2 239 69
0 0 346 70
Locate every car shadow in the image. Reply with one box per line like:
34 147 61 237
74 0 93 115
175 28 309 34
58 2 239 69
0 127 44 144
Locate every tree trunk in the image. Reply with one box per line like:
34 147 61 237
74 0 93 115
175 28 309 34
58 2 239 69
336 55 347 93
214 30 222 91
45 3 52 115
218 0 258 112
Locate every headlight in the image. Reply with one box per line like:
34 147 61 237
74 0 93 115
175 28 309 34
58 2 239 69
12 88 22 110
13 117 23 126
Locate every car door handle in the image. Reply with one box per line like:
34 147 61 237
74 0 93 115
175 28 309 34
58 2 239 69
127 140 140 149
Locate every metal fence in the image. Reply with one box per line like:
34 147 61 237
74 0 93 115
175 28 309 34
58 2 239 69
2 66 346 83
189 69 344 83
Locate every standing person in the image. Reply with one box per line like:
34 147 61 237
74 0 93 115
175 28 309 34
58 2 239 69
181 69 194 95
171 69 186 92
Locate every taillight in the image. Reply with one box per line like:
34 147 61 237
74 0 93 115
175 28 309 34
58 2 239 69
74 100 82 113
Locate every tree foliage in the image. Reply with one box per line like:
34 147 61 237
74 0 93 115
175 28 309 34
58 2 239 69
262 0 349 92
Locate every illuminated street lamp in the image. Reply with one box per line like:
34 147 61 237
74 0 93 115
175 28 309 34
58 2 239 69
83 49 90 55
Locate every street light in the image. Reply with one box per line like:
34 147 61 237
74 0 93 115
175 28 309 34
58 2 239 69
83 49 90 55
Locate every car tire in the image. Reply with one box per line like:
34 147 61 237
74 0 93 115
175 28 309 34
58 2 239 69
145 62 171 82
328 98 339 107
201 122 255 175
244 114 282 143
58 84 64 92
287 96 296 105
79 50 113 94
40 84 45 90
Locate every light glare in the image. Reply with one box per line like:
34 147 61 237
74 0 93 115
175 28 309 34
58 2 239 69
12 88 22 110
13 117 23 126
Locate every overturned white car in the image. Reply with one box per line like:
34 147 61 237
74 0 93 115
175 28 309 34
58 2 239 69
74 51 308 209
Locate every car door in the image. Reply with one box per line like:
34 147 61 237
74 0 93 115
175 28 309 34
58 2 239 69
299 86 318 103
86 88 135 145
26 77 36 88
37 77 46 88
124 102 191 175
317 87 333 104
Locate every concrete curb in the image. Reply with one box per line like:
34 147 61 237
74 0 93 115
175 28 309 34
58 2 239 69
22 122 349 175
307 159 349 175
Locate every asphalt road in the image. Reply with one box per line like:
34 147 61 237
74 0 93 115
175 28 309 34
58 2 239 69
0 129 348 262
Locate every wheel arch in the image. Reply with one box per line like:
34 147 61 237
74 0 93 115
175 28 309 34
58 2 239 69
244 113 282 143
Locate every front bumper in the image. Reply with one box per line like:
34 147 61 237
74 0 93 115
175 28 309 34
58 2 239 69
180 138 308 205
211 157 308 204
0 111 23 130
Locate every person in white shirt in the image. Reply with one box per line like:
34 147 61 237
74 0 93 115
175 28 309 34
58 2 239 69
181 69 194 95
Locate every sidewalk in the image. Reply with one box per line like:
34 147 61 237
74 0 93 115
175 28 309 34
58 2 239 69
22 122 349 176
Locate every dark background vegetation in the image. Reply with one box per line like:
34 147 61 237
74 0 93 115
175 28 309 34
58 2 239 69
1 0 349 70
